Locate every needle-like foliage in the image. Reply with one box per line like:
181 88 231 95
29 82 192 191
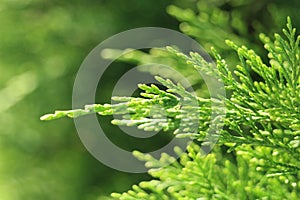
41 18 300 199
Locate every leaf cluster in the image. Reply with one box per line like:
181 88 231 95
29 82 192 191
42 18 300 199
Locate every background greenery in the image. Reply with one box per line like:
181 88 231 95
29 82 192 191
0 0 181 199
0 0 299 199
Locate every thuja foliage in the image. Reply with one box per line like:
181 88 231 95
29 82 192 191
41 18 300 199
110 0 300 77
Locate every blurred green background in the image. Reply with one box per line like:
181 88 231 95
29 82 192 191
0 0 183 199
1 0 299 199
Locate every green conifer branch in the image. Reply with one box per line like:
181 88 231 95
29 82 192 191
41 17 300 199
111 144 299 199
